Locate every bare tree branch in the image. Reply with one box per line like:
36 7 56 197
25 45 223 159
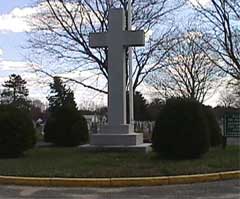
26 0 184 93
191 0 240 80
146 28 221 103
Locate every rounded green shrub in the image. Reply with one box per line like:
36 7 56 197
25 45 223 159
152 98 210 159
44 105 89 146
203 106 222 147
0 105 36 158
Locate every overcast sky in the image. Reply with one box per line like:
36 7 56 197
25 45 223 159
0 0 221 107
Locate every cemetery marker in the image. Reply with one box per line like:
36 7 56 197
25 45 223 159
90 8 144 127
86 8 151 151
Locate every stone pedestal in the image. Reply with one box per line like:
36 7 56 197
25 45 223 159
83 124 151 153
91 124 142 146
90 133 143 146
79 143 152 153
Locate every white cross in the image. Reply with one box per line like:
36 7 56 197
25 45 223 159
89 8 145 127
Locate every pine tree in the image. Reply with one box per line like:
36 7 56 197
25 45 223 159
44 76 89 146
1 74 30 109
126 91 149 121
47 76 77 112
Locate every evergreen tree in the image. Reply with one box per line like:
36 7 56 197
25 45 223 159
147 98 165 121
47 76 76 112
44 76 89 146
127 91 149 121
1 74 30 109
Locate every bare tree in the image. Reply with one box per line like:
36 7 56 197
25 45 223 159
191 0 240 80
234 81 240 108
146 29 221 103
218 90 236 107
26 0 184 94
218 80 240 108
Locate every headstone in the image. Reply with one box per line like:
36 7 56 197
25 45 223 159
83 8 151 152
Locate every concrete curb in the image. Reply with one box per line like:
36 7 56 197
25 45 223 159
0 171 239 187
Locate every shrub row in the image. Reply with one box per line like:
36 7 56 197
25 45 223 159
0 104 89 158
0 97 221 160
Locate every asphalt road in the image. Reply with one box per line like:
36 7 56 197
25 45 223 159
0 180 239 199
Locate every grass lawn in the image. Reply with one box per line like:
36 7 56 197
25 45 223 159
0 146 239 178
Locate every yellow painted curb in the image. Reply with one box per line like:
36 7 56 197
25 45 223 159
0 171 239 187
110 176 169 187
168 173 220 185
219 171 240 180
49 178 111 187
0 176 51 186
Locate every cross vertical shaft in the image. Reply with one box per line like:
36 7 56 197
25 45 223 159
108 9 127 126
89 8 144 130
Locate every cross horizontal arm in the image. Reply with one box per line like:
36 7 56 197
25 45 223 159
89 32 108 48
123 31 145 47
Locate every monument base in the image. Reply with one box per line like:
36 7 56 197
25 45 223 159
80 124 152 153
90 133 143 146
79 143 152 153
99 124 134 134
90 124 143 146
